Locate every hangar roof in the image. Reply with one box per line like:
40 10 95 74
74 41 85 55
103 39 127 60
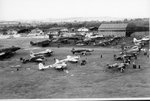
99 23 128 31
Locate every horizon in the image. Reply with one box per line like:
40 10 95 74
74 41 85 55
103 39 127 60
0 0 149 21
0 16 149 22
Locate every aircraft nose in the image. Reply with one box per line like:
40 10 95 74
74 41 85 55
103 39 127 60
16 47 21 50
14 47 21 51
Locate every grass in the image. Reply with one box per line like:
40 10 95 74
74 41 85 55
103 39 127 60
0 37 150 98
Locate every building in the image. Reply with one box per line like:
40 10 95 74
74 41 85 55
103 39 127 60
61 32 76 37
77 27 89 32
46 27 68 35
60 28 69 32
28 28 44 36
98 23 128 37
131 31 149 38
7 29 18 35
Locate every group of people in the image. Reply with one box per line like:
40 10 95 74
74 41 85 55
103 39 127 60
132 62 141 69
130 50 149 69
119 52 141 71
107 49 144 72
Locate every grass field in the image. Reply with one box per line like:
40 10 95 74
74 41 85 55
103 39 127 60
0 38 150 98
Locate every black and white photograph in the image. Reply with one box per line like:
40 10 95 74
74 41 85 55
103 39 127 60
0 0 149 100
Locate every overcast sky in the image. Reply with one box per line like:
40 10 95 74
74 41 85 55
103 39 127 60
0 0 149 21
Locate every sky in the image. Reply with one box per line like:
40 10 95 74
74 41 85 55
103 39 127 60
0 0 149 21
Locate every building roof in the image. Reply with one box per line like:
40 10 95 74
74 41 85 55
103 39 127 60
48 27 68 31
77 27 89 31
99 23 128 31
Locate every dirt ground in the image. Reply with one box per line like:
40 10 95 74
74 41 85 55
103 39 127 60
0 38 150 99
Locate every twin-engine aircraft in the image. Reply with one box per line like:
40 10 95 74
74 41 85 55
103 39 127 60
20 49 53 63
38 55 80 71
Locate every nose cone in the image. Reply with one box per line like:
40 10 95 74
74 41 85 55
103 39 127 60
16 47 21 50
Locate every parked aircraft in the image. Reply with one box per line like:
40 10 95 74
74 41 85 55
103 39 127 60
93 37 117 46
125 46 140 54
56 55 80 63
71 48 94 55
0 46 21 60
141 36 149 41
133 37 149 46
30 40 51 47
30 49 53 57
114 54 135 62
106 62 129 72
55 36 81 44
20 55 45 64
38 59 67 71
38 55 80 71
65 55 80 63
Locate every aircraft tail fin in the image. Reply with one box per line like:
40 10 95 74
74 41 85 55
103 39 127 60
133 38 137 43
46 49 50 52
30 51 35 57
38 63 45 70
55 59 60 64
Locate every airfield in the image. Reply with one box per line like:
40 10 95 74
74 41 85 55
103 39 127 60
0 37 150 98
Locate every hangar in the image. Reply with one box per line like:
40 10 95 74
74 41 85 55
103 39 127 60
98 23 128 37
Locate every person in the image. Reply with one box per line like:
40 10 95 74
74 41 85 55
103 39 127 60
120 67 124 73
134 64 137 69
144 51 147 55
135 54 137 60
128 59 131 64
101 54 103 58
57 44 60 48
138 65 141 69
133 62 136 69
124 59 128 64
114 54 116 58
16 68 19 71
80 59 87 66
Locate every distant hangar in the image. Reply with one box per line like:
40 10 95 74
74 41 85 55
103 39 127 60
98 23 129 37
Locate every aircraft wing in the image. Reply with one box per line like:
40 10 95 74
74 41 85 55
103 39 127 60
74 50 82 53
142 38 149 41
39 63 50 70
55 65 62 69
35 49 52 55
0 52 6 56
86 49 93 52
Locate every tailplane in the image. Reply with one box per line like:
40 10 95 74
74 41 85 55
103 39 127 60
133 38 141 43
